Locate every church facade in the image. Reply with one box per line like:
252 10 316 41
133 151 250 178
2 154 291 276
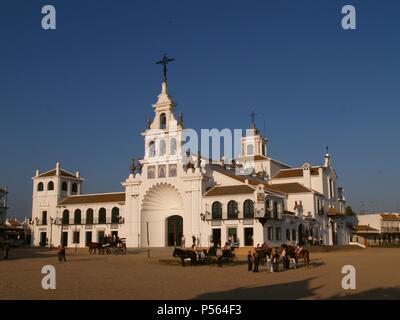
31 75 351 248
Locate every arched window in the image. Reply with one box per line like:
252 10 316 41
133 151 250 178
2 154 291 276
149 141 156 158
62 181 68 191
159 139 166 156
160 113 167 129
170 138 177 155
86 209 94 225
74 209 81 224
37 182 44 192
71 183 78 194
247 144 254 156
111 207 119 224
98 208 106 224
227 201 238 219
273 201 278 219
62 210 69 225
243 200 254 218
211 201 222 220
47 181 54 191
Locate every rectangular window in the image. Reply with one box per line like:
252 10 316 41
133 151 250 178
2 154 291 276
329 179 334 198
158 165 166 178
276 227 281 241
286 229 290 241
73 231 80 244
41 211 47 225
292 229 296 241
169 164 177 177
147 166 155 179
268 227 273 241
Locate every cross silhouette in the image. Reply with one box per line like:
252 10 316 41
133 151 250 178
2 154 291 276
249 111 257 128
156 54 174 82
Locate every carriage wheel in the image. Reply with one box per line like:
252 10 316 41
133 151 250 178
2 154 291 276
119 247 127 255
112 247 120 255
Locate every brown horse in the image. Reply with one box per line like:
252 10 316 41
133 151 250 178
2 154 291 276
172 248 197 267
282 244 310 268
88 242 103 255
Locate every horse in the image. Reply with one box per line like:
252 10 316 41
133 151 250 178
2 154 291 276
254 247 272 265
88 242 103 255
282 244 310 268
172 248 197 267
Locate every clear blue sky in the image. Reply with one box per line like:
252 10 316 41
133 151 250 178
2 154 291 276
1 0 400 218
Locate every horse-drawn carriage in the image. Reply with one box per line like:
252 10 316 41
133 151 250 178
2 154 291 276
172 246 238 266
103 237 127 255
89 237 127 255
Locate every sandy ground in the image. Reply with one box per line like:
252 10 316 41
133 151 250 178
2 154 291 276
0 247 399 300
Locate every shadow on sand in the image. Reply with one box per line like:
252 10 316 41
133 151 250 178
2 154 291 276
194 278 321 300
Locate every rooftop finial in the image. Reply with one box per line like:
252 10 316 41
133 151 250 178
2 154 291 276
156 54 174 83
249 111 257 129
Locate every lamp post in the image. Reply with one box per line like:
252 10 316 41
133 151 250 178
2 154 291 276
49 217 53 248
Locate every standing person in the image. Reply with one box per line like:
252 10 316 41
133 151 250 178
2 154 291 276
181 235 186 248
253 252 260 272
192 235 196 247
216 245 223 267
58 245 66 262
247 251 253 272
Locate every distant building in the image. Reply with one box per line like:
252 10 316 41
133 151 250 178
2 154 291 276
353 213 400 246
0 187 8 223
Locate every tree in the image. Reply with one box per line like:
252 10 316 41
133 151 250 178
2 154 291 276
345 206 356 216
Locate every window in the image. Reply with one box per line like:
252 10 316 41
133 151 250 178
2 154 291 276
160 113 167 129
247 144 254 156
47 181 54 191
73 231 80 244
292 229 296 241
148 141 156 158
41 211 47 225
169 164 177 177
71 183 78 194
170 138 177 155
62 181 68 191
62 210 69 225
74 209 81 224
98 208 106 224
243 200 254 219
212 202 222 220
329 178 334 198
286 229 290 241
158 165 166 178
147 166 156 179
273 201 278 219
227 201 238 219
37 182 44 192
111 207 119 224
276 227 281 241
268 226 273 241
265 199 270 217
86 209 94 224
159 139 166 156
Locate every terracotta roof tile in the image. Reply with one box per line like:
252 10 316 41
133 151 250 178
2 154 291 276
204 185 255 197
58 193 125 205
355 225 379 232
380 214 400 221
273 167 320 179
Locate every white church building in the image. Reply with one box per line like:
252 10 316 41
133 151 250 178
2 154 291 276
31 64 351 248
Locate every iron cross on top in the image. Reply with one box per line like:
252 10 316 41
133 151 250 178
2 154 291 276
156 54 174 82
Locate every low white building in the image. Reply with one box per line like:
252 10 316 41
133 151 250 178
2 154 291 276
30 71 350 248
354 213 400 246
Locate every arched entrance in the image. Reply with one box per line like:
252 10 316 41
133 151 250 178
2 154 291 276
166 215 183 247
141 183 184 247
298 223 305 245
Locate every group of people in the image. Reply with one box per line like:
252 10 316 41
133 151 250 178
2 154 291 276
247 242 303 273
103 234 118 244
